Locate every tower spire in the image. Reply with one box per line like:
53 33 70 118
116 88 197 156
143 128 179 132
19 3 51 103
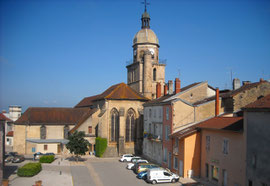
141 0 150 29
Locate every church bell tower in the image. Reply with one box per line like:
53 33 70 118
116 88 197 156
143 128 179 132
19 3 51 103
126 6 166 100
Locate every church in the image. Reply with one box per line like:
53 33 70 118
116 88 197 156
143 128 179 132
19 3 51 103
74 8 167 157
14 7 167 157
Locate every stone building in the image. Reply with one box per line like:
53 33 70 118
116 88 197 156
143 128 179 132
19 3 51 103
13 107 92 155
75 83 148 157
243 94 270 186
126 9 165 100
221 79 270 114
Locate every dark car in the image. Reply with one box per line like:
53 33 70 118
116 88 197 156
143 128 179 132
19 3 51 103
12 155 25 163
44 152 55 156
33 152 44 160
5 152 19 163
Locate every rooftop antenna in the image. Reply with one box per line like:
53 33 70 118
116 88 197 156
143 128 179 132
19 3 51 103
141 0 150 12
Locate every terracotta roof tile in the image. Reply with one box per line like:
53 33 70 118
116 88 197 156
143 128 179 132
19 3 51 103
75 95 100 108
6 131 13 137
243 94 270 109
95 83 148 101
15 107 91 125
76 83 148 108
196 117 243 131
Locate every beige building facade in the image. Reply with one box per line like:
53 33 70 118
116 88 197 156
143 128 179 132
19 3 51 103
199 117 245 186
14 107 91 155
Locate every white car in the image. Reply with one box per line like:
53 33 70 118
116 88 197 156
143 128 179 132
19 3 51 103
126 159 148 170
147 168 179 184
120 154 136 162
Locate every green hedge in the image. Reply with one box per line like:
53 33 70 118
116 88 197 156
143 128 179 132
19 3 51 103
39 155 55 163
17 163 42 177
95 137 107 157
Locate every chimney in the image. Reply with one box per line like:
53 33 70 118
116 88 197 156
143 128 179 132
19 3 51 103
233 78 241 90
175 78 181 94
215 88 219 116
260 78 264 82
168 80 173 95
156 82 161 99
164 84 168 96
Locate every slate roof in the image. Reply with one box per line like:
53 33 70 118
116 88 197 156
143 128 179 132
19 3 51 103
243 94 270 110
0 113 12 122
15 107 91 125
75 83 148 108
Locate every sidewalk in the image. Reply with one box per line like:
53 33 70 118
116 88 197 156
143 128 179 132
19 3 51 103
8 157 73 186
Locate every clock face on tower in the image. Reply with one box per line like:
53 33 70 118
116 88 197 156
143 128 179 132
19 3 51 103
149 48 155 55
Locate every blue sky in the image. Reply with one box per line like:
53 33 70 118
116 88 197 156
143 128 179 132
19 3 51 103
1 0 270 112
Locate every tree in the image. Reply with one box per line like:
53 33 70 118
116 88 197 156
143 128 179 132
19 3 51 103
66 131 89 161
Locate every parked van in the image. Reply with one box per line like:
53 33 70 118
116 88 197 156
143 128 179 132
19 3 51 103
147 168 179 184
134 163 159 174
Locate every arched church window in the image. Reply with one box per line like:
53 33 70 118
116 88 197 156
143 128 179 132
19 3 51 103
40 125 46 139
153 68 157 81
110 108 119 142
125 109 136 142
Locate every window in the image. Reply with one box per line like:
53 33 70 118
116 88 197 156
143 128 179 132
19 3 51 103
252 154 256 168
40 125 46 139
149 109 152 118
154 109 156 118
164 172 171 176
206 136 210 151
211 165 219 181
159 108 162 119
88 126 92 134
32 147 36 153
222 169 227 186
163 148 167 162
153 68 156 81
166 107 169 120
126 109 135 142
168 152 172 169
248 180 252 186
110 108 119 142
44 144 48 151
64 125 69 139
206 163 209 178
261 183 267 186
174 156 178 170
165 126 170 140
222 139 229 154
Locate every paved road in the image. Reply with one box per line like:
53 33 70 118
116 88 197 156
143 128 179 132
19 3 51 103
70 166 95 186
85 158 180 186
